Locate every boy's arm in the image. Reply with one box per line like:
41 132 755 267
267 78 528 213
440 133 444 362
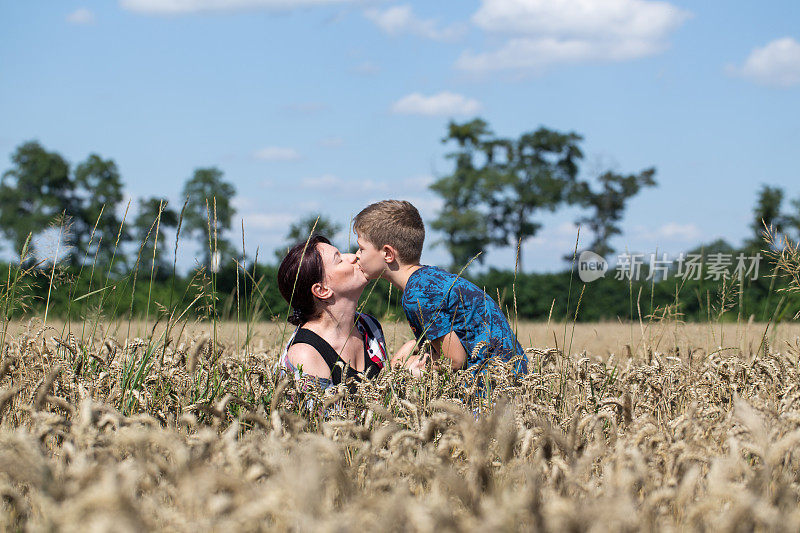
402 284 465 371
390 339 418 368
430 332 467 371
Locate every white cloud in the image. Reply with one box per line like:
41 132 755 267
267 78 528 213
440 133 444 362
319 136 345 148
391 91 482 116
656 222 701 241
302 174 342 188
253 146 301 161
231 196 254 210
120 0 356 15
634 222 701 242
458 37 660 71
298 200 321 210
66 8 96 25
364 5 466 42
241 213 294 232
401 175 434 189
283 102 327 114
302 174 387 191
472 0 687 38
728 37 800 88
350 61 381 76
360 180 388 191
458 0 690 72
555 221 580 237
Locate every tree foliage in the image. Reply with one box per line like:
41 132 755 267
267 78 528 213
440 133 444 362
430 119 495 270
745 185 788 251
570 168 657 259
181 167 237 269
482 127 584 271
0 141 76 258
431 119 658 270
0 142 244 274
432 120 584 271
73 154 129 266
133 197 179 278
287 213 342 244
276 213 343 260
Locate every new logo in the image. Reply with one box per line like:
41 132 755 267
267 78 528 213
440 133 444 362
578 250 608 282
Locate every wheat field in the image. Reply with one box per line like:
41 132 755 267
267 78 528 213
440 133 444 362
1 318 799 531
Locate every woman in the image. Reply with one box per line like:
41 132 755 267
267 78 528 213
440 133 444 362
277 235 415 390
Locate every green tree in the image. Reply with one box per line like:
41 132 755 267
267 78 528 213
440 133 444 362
286 213 342 243
0 141 76 259
745 185 786 251
430 119 495 270
569 168 657 259
275 213 342 260
73 154 129 267
181 167 236 270
484 128 584 272
431 120 584 272
784 196 800 243
133 198 179 278
685 238 737 257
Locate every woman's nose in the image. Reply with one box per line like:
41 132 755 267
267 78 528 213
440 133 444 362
343 253 358 263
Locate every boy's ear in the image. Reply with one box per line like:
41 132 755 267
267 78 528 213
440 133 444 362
381 244 399 264
311 282 333 301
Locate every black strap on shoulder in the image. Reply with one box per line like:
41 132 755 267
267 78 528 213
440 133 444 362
289 328 340 371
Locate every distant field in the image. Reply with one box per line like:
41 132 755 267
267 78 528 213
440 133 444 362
10 318 800 357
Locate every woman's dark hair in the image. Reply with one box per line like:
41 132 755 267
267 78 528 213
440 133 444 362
277 235 331 326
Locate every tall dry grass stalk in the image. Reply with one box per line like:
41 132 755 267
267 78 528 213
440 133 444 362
0 312 799 530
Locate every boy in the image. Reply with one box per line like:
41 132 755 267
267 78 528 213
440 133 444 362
353 200 527 375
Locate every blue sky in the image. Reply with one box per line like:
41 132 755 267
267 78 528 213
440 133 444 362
1 0 799 272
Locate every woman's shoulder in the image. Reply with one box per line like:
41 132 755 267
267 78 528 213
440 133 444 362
280 349 334 393
286 341 332 377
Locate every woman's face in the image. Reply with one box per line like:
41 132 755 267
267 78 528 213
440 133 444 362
317 242 369 297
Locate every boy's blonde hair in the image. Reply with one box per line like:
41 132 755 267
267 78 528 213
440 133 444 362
354 200 425 265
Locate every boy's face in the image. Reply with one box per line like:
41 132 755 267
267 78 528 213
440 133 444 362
355 233 387 280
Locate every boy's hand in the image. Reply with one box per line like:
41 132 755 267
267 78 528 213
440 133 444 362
391 339 418 368
390 340 430 377
407 352 430 377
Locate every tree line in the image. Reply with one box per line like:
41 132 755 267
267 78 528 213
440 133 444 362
0 141 238 275
430 118 656 270
1 120 799 323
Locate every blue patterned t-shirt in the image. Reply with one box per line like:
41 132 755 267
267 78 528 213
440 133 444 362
401 266 527 374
